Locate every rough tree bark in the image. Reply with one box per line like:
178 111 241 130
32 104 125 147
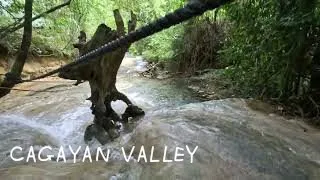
0 0 72 39
73 31 86 86
59 10 145 143
0 0 33 98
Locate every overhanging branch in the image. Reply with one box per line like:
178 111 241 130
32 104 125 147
0 0 72 39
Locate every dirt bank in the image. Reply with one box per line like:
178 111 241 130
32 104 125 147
0 55 69 81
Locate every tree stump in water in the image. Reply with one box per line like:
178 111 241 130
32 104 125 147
59 10 145 143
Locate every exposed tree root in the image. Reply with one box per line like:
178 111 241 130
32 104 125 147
59 10 145 144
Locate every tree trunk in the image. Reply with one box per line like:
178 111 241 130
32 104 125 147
0 0 33 98
214 8 219 22
59 10 144 144
310 48 320 104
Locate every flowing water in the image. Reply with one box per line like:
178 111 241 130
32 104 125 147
0 56 319 180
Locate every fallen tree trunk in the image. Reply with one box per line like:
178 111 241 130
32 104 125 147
0 0 72 39
59 10 144 143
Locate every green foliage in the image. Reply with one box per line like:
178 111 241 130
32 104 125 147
0 0 78 56
221 0 320 98
1 0 185 57
110 0 186 62
132 25 184 62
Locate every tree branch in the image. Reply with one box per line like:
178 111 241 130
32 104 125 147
113 9 125 36
0 0 72 39
128 11 137 33
73 30 87 50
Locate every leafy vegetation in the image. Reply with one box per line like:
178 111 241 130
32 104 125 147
223 0 320 98
222 0 320 118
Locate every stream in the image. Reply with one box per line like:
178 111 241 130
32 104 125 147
0 56 319 180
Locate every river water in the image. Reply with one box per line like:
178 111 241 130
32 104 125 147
0 56 319 180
